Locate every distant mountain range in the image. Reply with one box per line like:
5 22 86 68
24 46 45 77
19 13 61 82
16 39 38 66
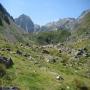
40 9 90 32
15 15 77 32
40 18 77 32
15 9 90 33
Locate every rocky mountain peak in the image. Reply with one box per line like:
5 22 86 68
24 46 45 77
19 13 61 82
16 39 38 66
15 14 34 33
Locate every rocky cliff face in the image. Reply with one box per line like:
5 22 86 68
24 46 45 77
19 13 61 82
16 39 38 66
15 14 34 33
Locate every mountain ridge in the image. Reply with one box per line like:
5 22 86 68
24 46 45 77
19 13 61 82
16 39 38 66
14 9 90 33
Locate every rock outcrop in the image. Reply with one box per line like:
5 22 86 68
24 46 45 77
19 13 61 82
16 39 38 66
0 56 14 68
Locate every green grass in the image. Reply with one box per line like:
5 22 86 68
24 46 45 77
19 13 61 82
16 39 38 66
0 32 90 90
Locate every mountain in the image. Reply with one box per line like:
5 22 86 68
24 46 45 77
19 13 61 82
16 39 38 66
72 9 90 38
39 10 90 33
56 18 77 30
15 14 34 33
15 15 77 33
0 3 28 43
15 9 90 33
40 18 77 32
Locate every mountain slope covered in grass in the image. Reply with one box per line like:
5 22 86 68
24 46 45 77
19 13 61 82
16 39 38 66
0 3 90 90
0 3 29 43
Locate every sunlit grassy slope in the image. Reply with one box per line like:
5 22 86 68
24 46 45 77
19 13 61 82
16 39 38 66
0 4 90 90
0 37 90 90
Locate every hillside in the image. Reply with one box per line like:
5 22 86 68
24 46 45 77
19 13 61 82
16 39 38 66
0 4 28 43
74 10 90 37
0 3 90 90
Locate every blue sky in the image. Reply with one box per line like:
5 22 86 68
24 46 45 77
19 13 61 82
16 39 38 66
0 0 90 25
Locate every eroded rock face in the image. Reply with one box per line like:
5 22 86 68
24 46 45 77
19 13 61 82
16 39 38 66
0 56 14 68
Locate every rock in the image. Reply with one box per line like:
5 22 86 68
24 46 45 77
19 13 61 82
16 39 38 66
0 87 9 90
59 49 62 53
56 43 64 48
83 47 87 51
28 56 33 60
34 61 38 65
0 87 20 90
11 87 20 90
23 53 29 57
74 48 88 58
45 55 56 63
56 75 64 80
6 48 11 51
26 43 29 46
42 49 49 54
0 48 5 51
20 43 23 46
6 58 14 68
16 50 22 55
83 53 89 57
10 51 16 54
0 48 11 51
0 56 14 68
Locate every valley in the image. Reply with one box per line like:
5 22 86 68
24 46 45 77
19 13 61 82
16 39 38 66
0 3 90 90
